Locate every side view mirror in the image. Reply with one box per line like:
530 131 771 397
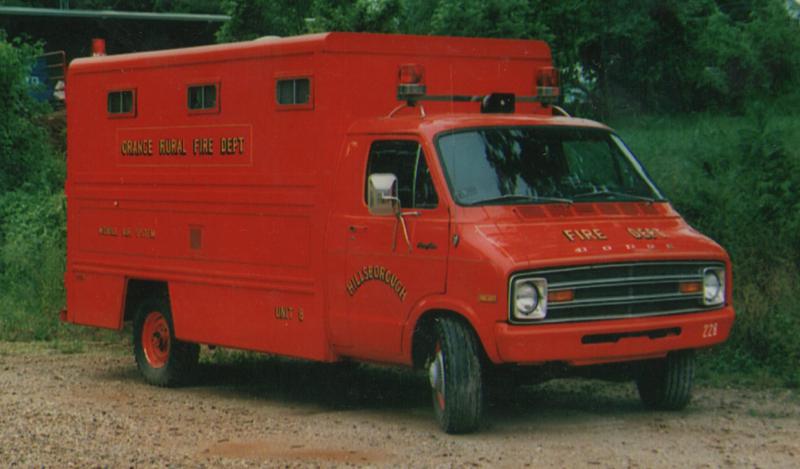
367 173 400 216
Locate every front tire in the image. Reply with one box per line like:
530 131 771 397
636 350 694 410
133 299 199 387
427 316 484 434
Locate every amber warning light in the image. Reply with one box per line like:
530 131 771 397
679 282 703 295
548 289 575 303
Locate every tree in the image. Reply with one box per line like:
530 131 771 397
0 31 61 194
307 0 401 33
217 0 311 42
430 0 546 39
216 0 800 115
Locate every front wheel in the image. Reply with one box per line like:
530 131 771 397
427 316 484 434
133 299 199 387
636 350 694 410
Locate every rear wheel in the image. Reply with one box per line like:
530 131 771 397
427 316 484 434
636 350 694 410
133 299 199 387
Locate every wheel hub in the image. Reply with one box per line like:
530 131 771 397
141 311 170 369
428 345 445 410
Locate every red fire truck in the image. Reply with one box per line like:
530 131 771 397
64 32 734 433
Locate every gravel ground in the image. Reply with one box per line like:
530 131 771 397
1 341 798 468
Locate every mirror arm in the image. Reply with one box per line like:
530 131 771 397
392 210 420 253
377 188 419 252
381 194 402 214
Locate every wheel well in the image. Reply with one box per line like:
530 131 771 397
123 279 169 323
411 310 485 370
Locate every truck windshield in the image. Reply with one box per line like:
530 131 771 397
436 126 663 206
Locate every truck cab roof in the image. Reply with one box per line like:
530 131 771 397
347 113 612 137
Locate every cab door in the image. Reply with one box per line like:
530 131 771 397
342 138 449 362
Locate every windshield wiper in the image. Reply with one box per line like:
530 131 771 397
572 190 655 203
466 194 573 206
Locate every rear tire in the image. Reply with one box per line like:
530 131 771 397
133 298 199 387
636 350 694 410
427 316 484 434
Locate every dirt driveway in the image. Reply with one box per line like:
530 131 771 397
1 341 798 467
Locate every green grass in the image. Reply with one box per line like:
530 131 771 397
614 110 800 388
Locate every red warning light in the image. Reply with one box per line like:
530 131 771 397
536 66 560 105
92 38 106 57
397 63 426 101
398 63 425 85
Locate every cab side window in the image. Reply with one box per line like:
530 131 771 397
365 140 438 209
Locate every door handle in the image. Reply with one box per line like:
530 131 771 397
416 242 437 250
348 225 368 233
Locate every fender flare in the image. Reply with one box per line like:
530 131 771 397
401 294 502 365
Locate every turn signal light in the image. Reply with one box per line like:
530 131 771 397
679 281 703 294
548 289 574 303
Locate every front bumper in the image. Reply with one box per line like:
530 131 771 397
494 305 734 366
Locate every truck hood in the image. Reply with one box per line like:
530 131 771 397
462 202 727 269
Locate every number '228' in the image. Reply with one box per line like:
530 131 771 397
702 322 719 338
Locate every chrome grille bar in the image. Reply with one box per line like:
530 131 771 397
510 261 724 324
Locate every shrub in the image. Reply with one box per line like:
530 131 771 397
616 110 800 387
0 32 66 340
0 191 66 340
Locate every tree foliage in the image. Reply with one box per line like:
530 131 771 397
0 0 223 14
6 0 798 115
217 0 312 41
307 0 401 33
218 0 800 116
0 31 66 337
0 31 61 193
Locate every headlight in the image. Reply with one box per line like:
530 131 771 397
515 283 539 313
702 267 725 306
512 278 547 320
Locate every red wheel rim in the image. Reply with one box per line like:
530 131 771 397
142 311 170 368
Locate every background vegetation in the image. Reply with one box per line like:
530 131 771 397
0 31 66 340
1 0 799 386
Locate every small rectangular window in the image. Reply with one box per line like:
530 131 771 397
188 84 218 111
276 78 310 105
107 90 135 116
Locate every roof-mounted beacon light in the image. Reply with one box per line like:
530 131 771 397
536 66 560 106
397 64 426 103
390 63 558 117
92 38 106 57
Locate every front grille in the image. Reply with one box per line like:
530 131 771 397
510 261 724 324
